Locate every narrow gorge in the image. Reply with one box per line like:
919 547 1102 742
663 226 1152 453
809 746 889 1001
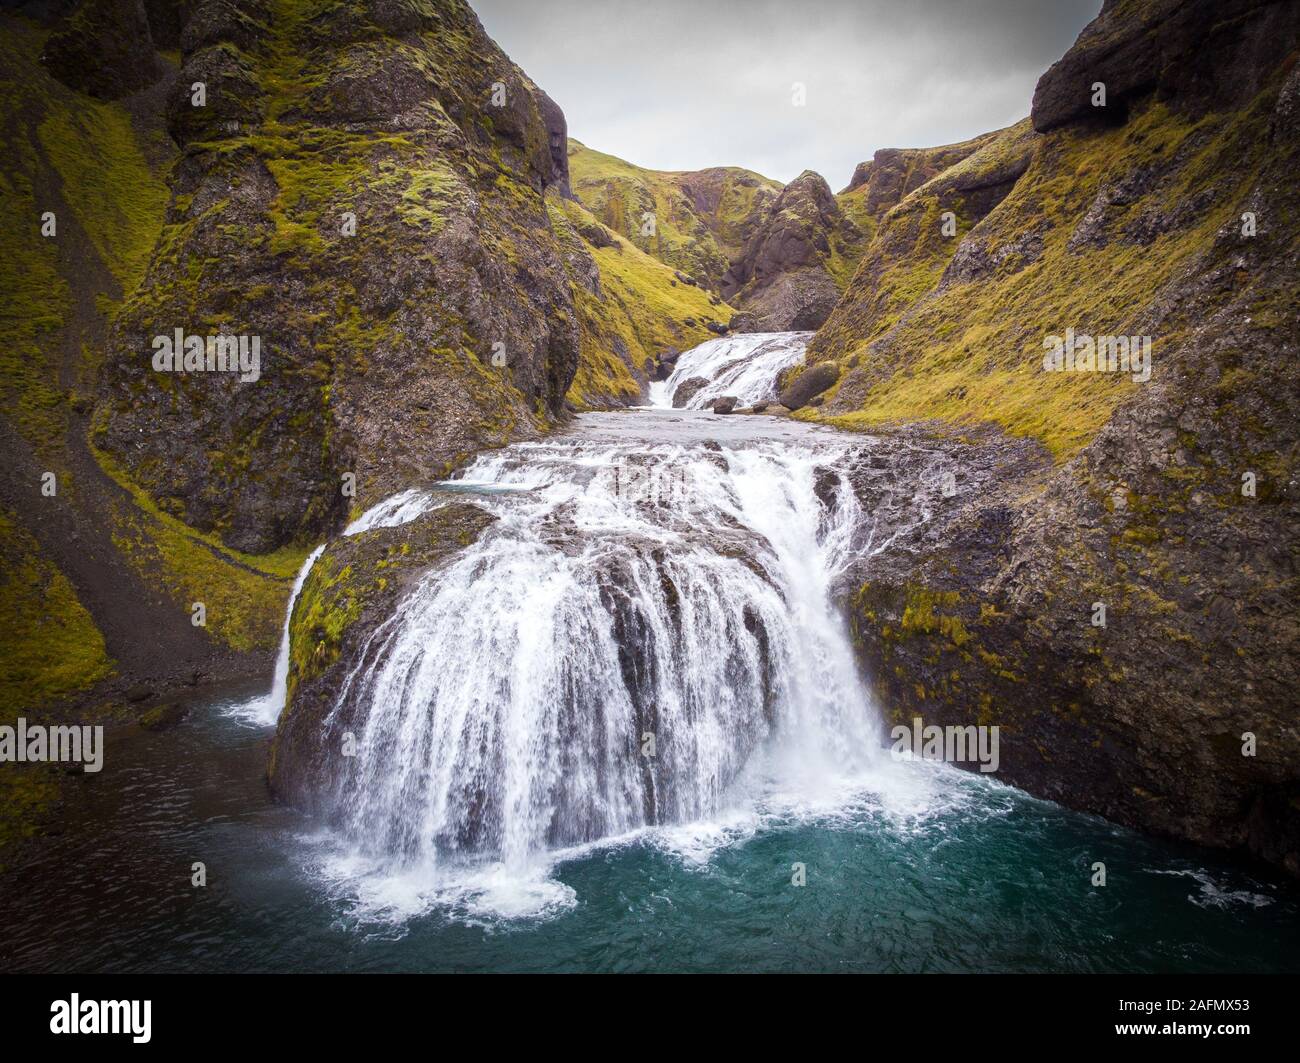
1 0 1297 979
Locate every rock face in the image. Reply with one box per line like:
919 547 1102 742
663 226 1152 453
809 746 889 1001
721 170 863 331
841 136 999 217
567 139 782 291
811 0 1300 875
42 0 162 99
1031 0 1300 133
268 503 495 809
94 0 586 553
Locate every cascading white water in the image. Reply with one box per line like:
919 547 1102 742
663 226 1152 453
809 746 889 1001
231 491 443 726
652 331 812 408
234 544 325 727
305 417 894 894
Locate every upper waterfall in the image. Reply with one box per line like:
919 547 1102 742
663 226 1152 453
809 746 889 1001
651 332 812 408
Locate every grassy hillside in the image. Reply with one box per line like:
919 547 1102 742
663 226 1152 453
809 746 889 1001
549 197 734 408
567 138 781 290
806 99 1275 461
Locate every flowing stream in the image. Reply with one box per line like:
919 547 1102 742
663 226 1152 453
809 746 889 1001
651 331 811 408
2 335 1296 971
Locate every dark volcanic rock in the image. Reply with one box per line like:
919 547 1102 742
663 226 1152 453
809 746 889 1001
95 0 586 553
721 170 862 331
710 395 737 414
42 0 162 99
671 376 709 408
778 362 838 411
1031 0 1300 133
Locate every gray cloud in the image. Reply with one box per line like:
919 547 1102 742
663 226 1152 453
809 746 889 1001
471 0 1100 188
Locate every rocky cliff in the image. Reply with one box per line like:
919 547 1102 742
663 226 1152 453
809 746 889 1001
0 0 718 719
800 0 1300 874
568 141 872 332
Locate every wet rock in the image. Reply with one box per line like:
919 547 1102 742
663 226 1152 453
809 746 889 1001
711 396 738 414
269 504 497 810
671 376 709 408
778 362 839 411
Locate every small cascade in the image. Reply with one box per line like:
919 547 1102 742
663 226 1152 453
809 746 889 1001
231 492 441 726
653 331 812 408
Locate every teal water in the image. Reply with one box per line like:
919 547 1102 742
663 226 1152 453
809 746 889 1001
1 680 1296 974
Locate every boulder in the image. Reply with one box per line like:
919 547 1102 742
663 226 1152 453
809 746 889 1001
671 376 709 408
710 396 738 414
778 362 839 410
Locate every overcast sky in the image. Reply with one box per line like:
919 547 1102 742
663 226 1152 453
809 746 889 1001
472 0 1100 189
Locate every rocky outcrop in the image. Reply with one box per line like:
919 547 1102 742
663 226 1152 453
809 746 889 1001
1031 0 1300 132
722 170 864 331
42 0 162 99
268 502 495 809
817 0 1300 874
841 135 998 216
94 0 586 553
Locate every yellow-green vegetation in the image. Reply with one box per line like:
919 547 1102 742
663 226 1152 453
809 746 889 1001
809 100 1268 460
0 18 167 452
285 551 365 699
897 586 970 646
549 197 734 408
36 103 170 291
568 138 781 288
0 508 113 714
94 445 307 652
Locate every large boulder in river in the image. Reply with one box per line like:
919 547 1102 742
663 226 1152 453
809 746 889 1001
710 396 737 414
778 362 839 411
671 376 709 408
269 503 496 812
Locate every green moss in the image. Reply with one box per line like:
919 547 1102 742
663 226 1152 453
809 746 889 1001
897 586 970 646
0 507 112 714
549 196 734 408
811 100 1270 460
36 102 169 293
93 445 306 652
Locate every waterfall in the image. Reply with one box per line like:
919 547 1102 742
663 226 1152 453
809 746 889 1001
652 331 812 408
230 492 441 726
234 544 325 727
300 420 887 886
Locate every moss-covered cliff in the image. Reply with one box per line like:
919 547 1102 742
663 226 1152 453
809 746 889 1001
567 138 781 292
810 0 1300 874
